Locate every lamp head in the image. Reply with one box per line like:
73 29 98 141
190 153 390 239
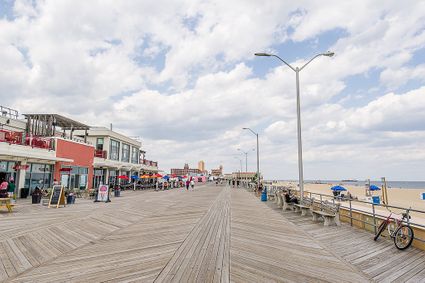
242 127 247 130
322 51 335 57
254 53 272 57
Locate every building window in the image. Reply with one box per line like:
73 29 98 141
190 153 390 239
122 144 130 163
110 139 120 161
131 147 139 164
24 163 53 192
60 165 89 190
96 138 104 151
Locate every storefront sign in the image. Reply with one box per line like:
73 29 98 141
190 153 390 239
12 164 29 170
96 184 110 202
48 185 66 208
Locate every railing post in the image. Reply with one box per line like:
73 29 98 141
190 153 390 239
406 209 410 225
372 204 377 235
349 199 353 227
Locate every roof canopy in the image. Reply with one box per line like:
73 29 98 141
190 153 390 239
23 114 90 130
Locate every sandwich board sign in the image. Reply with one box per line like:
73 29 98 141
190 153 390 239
48 185 66 208
95 184 110 202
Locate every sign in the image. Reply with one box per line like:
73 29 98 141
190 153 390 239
96 184 110 202
421 193 425 200
12 164 29 170
48 185 66 208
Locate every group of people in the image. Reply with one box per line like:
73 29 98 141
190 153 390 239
0 179 15 199
154 178 195 191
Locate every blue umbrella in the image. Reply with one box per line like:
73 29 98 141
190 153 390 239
163 175 170 180
330 185 347 192
369 184 381 191
131 175 139 180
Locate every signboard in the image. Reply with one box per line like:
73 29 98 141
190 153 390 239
48 185 66 208
96 184 110 202
421 193 425 200
12 164 29 170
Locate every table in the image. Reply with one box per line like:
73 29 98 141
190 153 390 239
0 198 13 212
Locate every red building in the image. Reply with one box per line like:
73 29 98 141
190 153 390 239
171 163 201 176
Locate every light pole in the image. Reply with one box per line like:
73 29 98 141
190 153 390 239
255 51 334 201
238 148 254 188
243 127 260 190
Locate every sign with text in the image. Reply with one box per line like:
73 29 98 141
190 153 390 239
96 184 110 202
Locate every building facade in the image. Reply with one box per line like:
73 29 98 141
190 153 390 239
171 163 201 176
0 106 159 196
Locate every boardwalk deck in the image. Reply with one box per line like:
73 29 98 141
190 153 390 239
267 197 425 282
0 184 415 282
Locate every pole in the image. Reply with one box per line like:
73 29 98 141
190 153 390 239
295 67 304 201
256 133 260 190
245 152 248 172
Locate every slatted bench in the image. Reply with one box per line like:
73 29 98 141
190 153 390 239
282 192 296 211
311 200 340 226
294 197 313 216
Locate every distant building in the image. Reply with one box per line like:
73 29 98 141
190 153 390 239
211 165 223 176
171 163 201 176
198 160 205 172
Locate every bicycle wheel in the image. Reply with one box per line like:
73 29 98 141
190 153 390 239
394 225 414 250
374 221 388 241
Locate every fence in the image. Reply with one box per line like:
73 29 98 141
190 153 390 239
268 185 425 251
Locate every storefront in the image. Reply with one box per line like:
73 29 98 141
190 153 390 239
25 163 53 192
60 165 89 190
93 168 106 189
0 160 17 184
108 169 119 185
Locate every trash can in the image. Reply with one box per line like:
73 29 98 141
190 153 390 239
32 194 41 204
372 196 380 204
114 189 120 197
67 194 76 204
20 187 29 199
261 191 267 201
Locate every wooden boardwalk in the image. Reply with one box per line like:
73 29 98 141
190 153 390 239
0 184 393 282
266 196 425 282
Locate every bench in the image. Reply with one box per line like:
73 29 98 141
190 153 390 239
0 198 14 212
294 197 313 216
311 201 340 226
282 193 296 211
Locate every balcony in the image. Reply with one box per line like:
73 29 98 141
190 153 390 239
0 130 54 150
94 149 107 158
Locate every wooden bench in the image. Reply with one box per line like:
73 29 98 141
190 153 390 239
294 197 313 216
0 198 14 212
311 201 340 226
282 193 296 211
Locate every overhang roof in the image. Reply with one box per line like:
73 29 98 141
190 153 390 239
23 114 90 130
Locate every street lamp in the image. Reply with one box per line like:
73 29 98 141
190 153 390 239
238 148 254 188
243 127 260 190
255 51 334 201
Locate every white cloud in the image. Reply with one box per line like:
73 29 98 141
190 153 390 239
0 1 425 180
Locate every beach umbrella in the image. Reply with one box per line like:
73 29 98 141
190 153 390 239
140 175 150 179
131 175 139 180
330 185 347 192
163 175 170 180
369 184 381 191
154 173 163 178
118 175 129 180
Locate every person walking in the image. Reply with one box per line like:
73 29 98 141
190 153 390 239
185 180 190 190
190 179 195 190
7 180 15 198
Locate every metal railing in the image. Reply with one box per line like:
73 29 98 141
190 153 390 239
0 129 54 150
268 185 425 245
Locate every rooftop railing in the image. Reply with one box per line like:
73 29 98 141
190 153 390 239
141 159 158 167
0 105 19 119
0 129 54 150
94 149 107 158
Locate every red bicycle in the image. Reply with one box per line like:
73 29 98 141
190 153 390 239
373 210 414 250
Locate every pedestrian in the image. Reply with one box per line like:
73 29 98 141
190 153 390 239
7 180 15 198
190 179 195 189
0 179 8 198
185 180 190 190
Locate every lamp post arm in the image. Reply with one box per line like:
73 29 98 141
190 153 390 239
272 55 296 72
299 54 322 72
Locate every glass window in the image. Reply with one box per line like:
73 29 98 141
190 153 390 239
31 163 45 173
7 162 15 172
131 147 139 164
80 175 87 189
79 167 88 174
0 161 8 171
96 138 104 151
110 139 120 161
122 144 130 163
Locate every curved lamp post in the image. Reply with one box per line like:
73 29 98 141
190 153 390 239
254 51 334 200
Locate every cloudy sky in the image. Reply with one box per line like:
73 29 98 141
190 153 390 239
1 0 424 181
